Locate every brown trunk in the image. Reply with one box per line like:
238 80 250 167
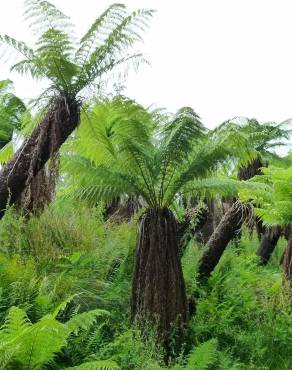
256 227 281 265
255 216 265 241
16 154 59 214
105 197 140 223
198 202 247 280
196 199 220 244
282 226 292 285
238 157 263 181
0 96 80 218
177 206 209 253
131 208 188 353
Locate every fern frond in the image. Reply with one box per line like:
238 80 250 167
1 306 31 338
17 314 69 368
185 339 218 370
24 0 73 35
75 8 154 92
66 309 110 335
75 3 127 66
65 360 119 370
0 34 34 60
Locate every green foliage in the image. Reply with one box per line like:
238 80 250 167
189 235 292 370
65 361 119 370
0 79 26 147
216 117 291 168
240 166 292 226
64 98 251 210
0 1 154 97
0 201 290 369
0 304 114 369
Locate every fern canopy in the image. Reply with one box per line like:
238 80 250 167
63 99 256 209
240 166 292 226
0 1 154 98
215 117 291 170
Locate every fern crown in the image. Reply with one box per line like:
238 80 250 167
0 1 154 99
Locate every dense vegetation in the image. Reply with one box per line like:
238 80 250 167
0 1 290 369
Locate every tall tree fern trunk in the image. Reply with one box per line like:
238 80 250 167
282 226 292 285
131 208 188 353
16 154 59 214
256 227 281 265
177 206 209 254
0 96 80 218
196 199 221 244
198 202 245 280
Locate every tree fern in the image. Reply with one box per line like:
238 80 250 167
241 166 292 226
0 0 154 97
64 99 257 209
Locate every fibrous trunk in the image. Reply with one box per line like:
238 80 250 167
0 96 80 218
282 226 292 285
16 154 59 214
105 197 140 223
196 199 222 244
256 226 281 265
177 206 209 253
131 208 188 353
198 202 247 280
238 157 263 181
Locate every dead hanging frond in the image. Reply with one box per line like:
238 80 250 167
238 157 264 181
233 200 253 229
17 153 59 214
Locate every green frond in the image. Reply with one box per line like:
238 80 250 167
34 28 78 88
0 34 34 60
0 81 27 147
1 2 154 97
156 107 206 206
16 314 69 368
64 360 119 370
52 294 78 318
164 137 231 206
240 165 292 226
24 0 73 35
185 339 218 370
66 309 110 335
183 177 268 200
75 3 127 66
1 306 31 338
75 8 154 92
62 156 140 205
0 141 14 163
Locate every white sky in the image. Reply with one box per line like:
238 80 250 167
1 0 292 129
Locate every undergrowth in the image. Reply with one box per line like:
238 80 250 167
0 203 290 369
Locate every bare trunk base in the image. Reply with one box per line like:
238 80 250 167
256 227 281 265
198 202 248 280
131 208 188 355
